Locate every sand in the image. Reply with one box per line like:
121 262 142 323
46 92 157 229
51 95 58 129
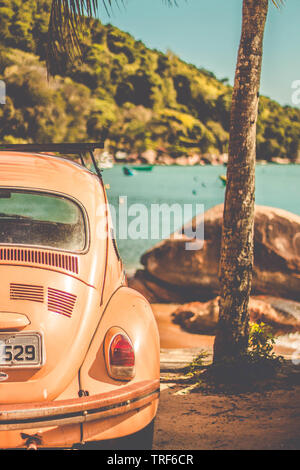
153 382 300 450
151 303 300 359
151 303 215 351
151 303 300 450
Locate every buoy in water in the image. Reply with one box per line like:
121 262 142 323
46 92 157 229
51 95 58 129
219 174 227 185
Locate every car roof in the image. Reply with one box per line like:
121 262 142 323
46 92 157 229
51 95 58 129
0 152 103 206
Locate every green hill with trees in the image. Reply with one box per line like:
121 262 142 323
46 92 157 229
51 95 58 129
0 0 300 163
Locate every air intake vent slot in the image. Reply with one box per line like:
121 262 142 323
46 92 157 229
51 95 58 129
48 288 77 318
10 283 44 303
0 248 79 274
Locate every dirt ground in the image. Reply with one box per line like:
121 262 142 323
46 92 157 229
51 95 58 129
153 381 300 450
151 303 300 450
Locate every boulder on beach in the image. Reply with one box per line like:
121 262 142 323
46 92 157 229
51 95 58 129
140 149 157 165
128 204 300 302
171 297 300 335
128 269 186 303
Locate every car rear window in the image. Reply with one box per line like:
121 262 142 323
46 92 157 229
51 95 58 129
0 189 86 252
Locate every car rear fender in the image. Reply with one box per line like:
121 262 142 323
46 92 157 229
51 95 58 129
78 286 160 396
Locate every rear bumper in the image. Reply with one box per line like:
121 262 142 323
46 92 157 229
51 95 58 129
0 379 159 431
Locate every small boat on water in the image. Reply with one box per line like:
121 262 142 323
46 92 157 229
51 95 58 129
131 165 153 171
98 151 114 169
123 166 136 176
123 165 153 175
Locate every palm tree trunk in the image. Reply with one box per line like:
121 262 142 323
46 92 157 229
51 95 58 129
213 0 269 363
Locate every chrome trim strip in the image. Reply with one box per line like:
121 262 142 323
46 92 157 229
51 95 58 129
0 388 160 431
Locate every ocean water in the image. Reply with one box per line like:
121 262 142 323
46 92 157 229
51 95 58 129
102 164 300 272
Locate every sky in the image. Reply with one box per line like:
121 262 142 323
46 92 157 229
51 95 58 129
96 0 300 108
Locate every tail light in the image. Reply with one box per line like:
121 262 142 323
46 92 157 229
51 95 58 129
105 329 135 381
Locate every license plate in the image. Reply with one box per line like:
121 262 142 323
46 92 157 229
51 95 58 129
0 333 43 367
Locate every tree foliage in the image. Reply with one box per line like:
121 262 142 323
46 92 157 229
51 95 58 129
0 0 299 161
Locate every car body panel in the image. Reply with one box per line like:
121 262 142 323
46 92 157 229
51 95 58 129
0 265 101 402
0 151 160 449
0 152 108 290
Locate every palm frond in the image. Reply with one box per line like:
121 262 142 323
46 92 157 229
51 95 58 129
47 1 113 75
162 0 179 5
271 0 285 7
46 0 179 76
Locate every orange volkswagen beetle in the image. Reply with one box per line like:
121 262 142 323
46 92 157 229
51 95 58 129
0 143 160 450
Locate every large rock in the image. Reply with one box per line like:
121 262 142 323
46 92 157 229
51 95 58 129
128 269 185 303
130 204 300 302
171 297 300 334
140 149 157 165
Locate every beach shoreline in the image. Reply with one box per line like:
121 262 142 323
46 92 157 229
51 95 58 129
151 303 300 360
